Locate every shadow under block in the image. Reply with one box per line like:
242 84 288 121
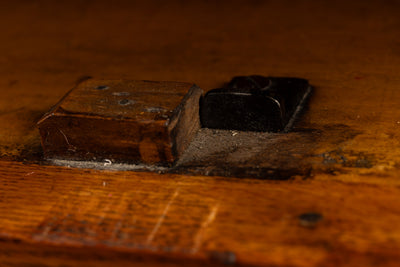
37 79 203 165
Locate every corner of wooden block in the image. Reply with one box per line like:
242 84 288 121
169 84 203 159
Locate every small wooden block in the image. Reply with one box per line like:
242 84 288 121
37 79 202 165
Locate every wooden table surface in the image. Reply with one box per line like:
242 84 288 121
1 0 400 266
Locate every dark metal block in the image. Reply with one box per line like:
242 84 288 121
200 76 312 132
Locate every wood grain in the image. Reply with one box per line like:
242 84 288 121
1 0 400 266
2 160 400 267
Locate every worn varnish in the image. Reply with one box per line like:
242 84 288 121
2 0 400 266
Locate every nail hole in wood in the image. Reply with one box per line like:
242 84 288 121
298 212 323 228
118 99 132 105
95 85 109 90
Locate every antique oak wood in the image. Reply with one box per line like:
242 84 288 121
1 0 400 266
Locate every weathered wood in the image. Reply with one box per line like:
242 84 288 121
1 0 400 266
37 79 202 165
2 160 400 267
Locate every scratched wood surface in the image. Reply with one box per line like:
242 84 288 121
1 0 400 266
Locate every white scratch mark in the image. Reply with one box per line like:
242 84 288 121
59 129 70 144
146 189 179 245
104 159 112 166
59 129 76 151
191 203 220 254
24 171 35 176
102 181 108 186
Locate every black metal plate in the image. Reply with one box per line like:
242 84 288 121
200 76 312 132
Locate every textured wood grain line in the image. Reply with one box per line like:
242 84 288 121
191 203 220 254
146 189 180 245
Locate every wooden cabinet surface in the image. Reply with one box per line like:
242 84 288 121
1 1 400 266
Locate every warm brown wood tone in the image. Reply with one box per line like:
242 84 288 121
1 0 400 266
37 79 202 165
